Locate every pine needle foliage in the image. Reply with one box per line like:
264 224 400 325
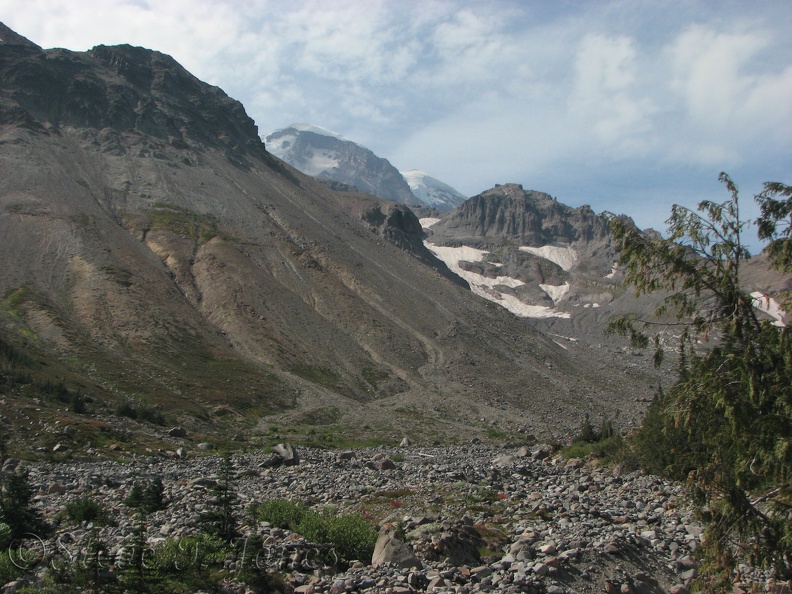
605 174 792 579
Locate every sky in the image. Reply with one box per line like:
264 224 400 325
2 0 791 247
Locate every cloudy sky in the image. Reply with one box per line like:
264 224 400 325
2 0 790 245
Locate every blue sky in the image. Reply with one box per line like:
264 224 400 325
2 0 790 246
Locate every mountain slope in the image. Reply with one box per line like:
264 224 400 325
0 25 662 456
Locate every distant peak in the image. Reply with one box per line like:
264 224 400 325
288 123 350 142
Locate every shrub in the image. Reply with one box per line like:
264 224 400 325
298 510 377 562
64 496 114 526
250 499 377 563
0 548 22 586
124 477 167 514
149 534 229 592
0 523 10 549
250 498 306 529
115 403 167 425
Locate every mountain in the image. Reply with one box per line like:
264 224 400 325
0 24 663 457
422 183 791 338
265 123 420 206
401 169 467 210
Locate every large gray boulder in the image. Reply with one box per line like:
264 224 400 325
272 443 300 466
371 527 421 569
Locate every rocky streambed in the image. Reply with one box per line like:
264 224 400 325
1 445 786 593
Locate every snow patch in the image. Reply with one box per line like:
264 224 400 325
539 282 570 303
519 245 578 271
605 264 619 279
425 243 570 319
420 217 441 229
751 292 787 327
300 149 341 177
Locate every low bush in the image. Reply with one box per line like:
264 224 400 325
250 499 377 563
250 498 307 529
64 496 115 526
0 549 21 586
149 533 229 592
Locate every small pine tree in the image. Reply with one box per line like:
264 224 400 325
0 469 45 539
199 453 240 543
124 476 166 514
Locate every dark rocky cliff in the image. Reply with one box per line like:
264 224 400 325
0 33 265 166
430 183 611 249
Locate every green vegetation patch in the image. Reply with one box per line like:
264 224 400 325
147 204 229 244
250 499 378 563
1 287 30 318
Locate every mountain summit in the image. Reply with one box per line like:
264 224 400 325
401 169 467 210
265 124 467 210
266 123 419 205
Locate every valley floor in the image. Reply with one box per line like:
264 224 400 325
1 445 784 593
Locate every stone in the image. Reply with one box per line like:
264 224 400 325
47 482 66 495
272 443 300 466
679 568 697 582
532 445 553 460
372 527 421 569
368 458 397 471
400 437 412 447
168 427 188 438
538 542 557 555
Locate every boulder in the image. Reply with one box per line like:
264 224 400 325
272 443 300 466
168 427 188 438
371 527 421 569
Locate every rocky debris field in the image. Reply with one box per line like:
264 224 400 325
2 445 787 594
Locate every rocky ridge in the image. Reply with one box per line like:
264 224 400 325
6 444 783 594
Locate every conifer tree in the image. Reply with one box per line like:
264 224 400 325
606 174 792 581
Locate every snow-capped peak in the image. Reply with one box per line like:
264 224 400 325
288 123 350 142
400 169 467 210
